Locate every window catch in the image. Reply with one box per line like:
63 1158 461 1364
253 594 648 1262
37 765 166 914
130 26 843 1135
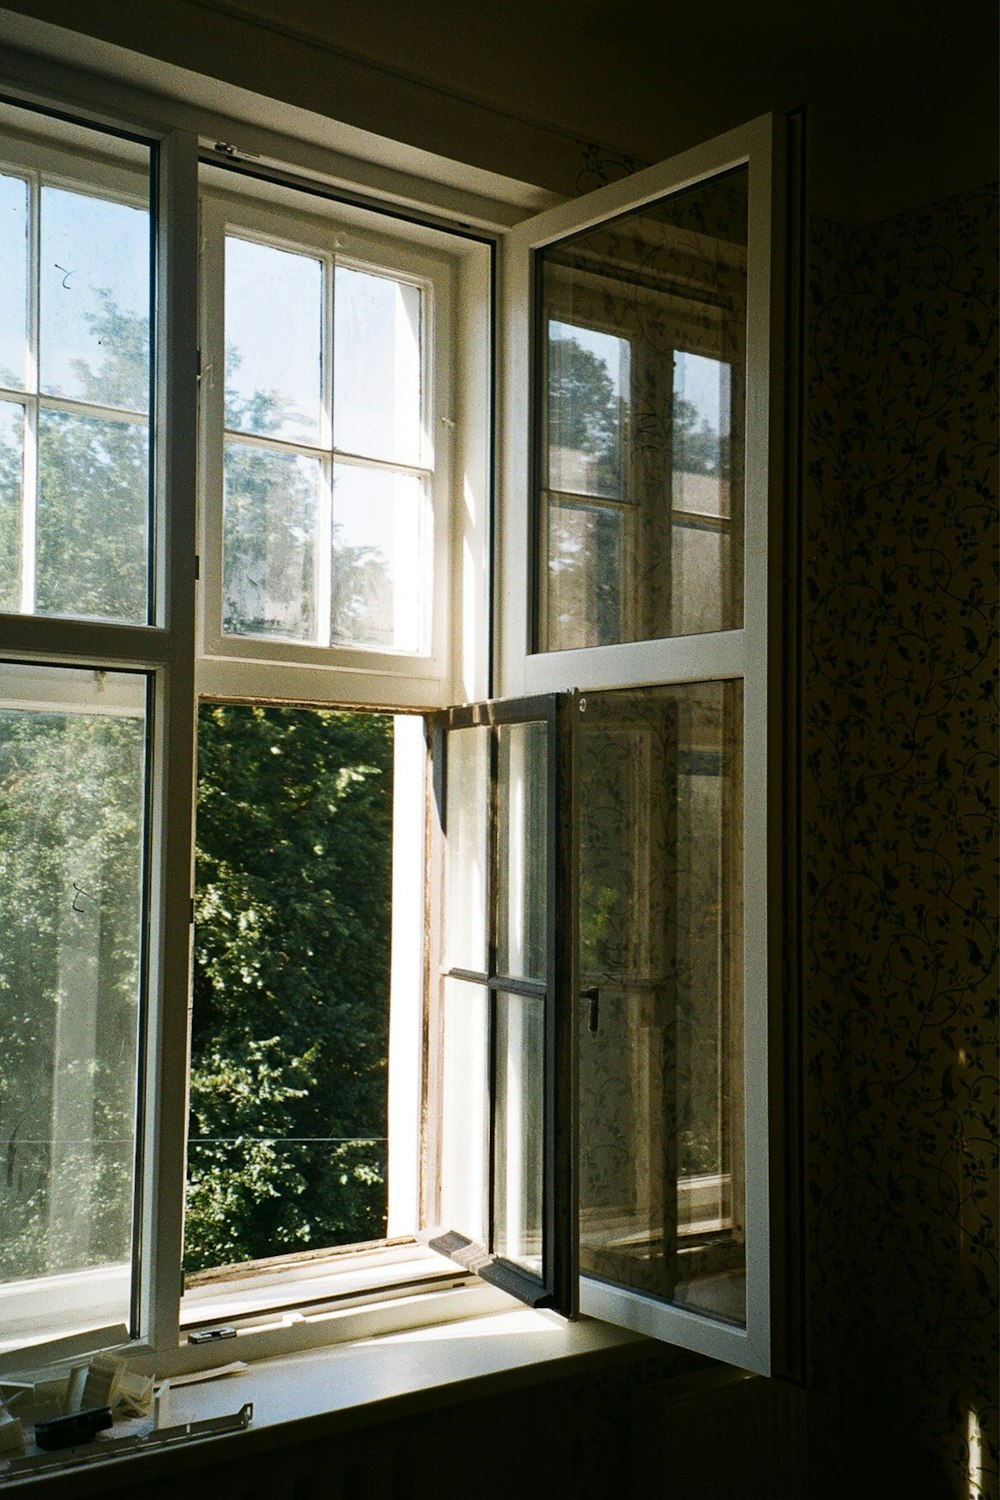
212 141 261 162
188 1325 237 1344
582 986 600 1035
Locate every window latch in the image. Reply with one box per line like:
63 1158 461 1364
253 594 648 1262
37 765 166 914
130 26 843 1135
582 986 600 1035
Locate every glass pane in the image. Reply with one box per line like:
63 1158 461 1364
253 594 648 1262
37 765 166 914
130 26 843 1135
444 725 488 973
547 321 628 500
494 991 544 1276
36 409 148 623
497 719 548 982
0 664 147 1344
0 402 23 612
223 441 319 641
547 503 624 651
225 236 323 447
39 184 150 414
576 681 745 1326
0 172 28 392
538 167 747 650
186 706 394 1272
334 266 422 466
439 977 488 1247
331 463 429 653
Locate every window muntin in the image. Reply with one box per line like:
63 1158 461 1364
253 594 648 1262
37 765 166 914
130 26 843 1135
0 663 149 1351
200 184 461 691
0 102 153 625
429 697 576 1314
0 74 783 1382
537 166 747 653
220 231 431 654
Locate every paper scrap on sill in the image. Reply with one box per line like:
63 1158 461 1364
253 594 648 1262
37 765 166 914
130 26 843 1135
166 1362 248 1388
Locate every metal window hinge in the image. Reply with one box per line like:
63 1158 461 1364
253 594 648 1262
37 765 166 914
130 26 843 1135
213 141 261 162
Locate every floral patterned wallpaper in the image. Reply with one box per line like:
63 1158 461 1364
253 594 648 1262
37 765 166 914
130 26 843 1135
802 183 998 1499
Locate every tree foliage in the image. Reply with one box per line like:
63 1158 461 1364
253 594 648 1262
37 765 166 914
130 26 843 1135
548 333 728 485
186 705 394 1271
1 290 397 1284
0 698 145 1279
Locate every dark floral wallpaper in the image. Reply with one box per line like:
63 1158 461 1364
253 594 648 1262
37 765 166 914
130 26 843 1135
802 183 998 1499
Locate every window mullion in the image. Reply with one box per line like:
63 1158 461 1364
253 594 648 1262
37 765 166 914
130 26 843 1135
316 249 334 648
20 167 39 614
137 124 200 1356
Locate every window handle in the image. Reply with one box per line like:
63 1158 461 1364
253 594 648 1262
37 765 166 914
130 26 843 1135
582 986 600 1035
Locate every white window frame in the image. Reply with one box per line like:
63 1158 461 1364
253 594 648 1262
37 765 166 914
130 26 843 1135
0 44 789 1386
197 181 475 707
0 124 153 621
497 114 788 1374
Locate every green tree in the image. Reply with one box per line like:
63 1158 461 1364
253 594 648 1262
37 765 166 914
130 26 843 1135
1 293 398 1283
35 291 150 622
548 335 620 457
549 333 728 487
0 698 145 1278
185 704 394 1271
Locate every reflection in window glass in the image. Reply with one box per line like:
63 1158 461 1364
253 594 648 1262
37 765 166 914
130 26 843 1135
539 167 747 651
496 720 548 982
0 665 147 1336
547 321 628 500
494 992 544 1274
439 977 489 1248
576 681 745 1327
547 502 624 650
444 726 489 974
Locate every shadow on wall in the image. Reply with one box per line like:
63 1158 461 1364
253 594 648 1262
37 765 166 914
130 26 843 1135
802 182 998 1500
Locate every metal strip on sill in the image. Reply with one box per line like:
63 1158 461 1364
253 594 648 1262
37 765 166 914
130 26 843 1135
0 1403 253 1483
182 1268 472 1333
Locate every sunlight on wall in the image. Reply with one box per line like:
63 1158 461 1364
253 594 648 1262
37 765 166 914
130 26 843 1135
967 1407 982 1499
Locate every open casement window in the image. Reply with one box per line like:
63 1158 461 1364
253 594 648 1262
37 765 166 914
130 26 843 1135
424 695 576 1314
0 66 790 1382
487 114 789 1374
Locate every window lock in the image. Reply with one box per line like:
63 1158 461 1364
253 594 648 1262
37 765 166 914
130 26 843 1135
188 1326 237 1345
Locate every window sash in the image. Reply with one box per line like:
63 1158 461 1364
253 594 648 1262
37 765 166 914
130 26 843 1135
426 694 577 1316
496 114 788 1374
197 187 462 698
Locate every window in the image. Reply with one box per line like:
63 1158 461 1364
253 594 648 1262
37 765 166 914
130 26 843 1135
0 105 154 625
0 62 790 1382
498 117 789 1371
